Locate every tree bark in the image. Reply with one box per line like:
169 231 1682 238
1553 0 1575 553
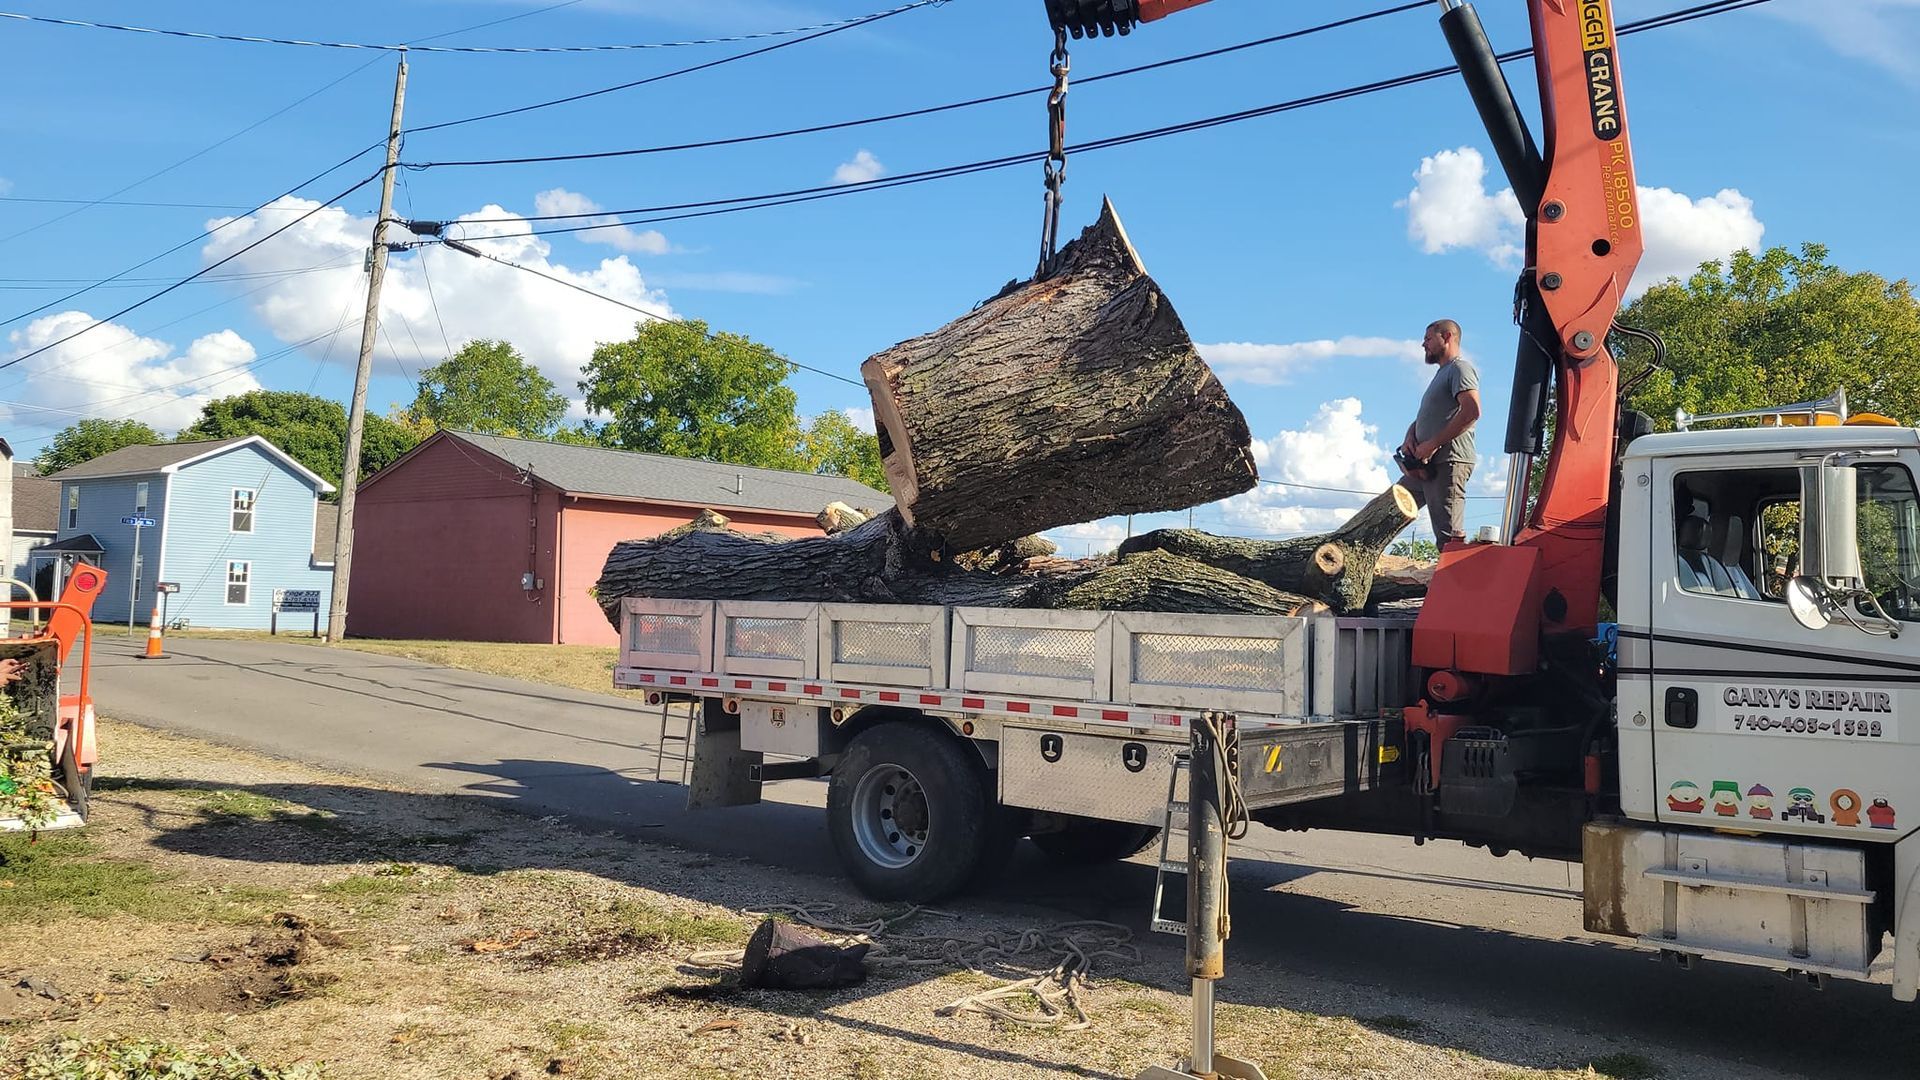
1021 550 1322 617
860 198 1256 552
1117 485 1417 613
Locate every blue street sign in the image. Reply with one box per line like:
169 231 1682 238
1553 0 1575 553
121 516 156 527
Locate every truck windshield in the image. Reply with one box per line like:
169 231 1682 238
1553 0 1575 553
1753 464 1920 621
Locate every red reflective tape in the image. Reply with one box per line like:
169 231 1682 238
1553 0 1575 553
769 682 787 692
840 688 861 699
640 674 656 683
1053 705 1077 717
879 691 901 702
920 694 942 706
962 697 985 710
1005 701 1030 714
804 685 823 695
669 676 686 686
701 678 719 687
1101 709 1128 721
734 680 752 690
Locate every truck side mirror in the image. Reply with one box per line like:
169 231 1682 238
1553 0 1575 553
1799 462 1863 589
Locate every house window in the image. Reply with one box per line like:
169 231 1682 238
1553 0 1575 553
66 487 78 529
135 481 148 514
231 488 256 533
226 562 250 606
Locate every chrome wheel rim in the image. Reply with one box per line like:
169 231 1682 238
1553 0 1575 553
850 763 929 870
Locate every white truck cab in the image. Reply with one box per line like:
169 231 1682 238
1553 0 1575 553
1602 423 1920 994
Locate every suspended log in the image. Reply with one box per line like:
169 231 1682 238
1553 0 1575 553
1022 550 1323 617
1117 485 1418 613
816 502 869 534
861 198 1257 552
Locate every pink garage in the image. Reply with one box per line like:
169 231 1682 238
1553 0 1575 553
344 430 888 645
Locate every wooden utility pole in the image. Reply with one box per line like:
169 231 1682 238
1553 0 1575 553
327 52 406 643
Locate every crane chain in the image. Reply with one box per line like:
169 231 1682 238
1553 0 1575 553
1037 26 1071 278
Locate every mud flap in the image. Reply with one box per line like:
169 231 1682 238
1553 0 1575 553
686 698 763 810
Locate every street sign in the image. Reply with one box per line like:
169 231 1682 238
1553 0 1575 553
273 589 321 613
156 582 180 594
120 516 156 527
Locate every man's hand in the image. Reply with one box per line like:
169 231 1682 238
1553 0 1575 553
0 658 25 685
1413 439 1441 463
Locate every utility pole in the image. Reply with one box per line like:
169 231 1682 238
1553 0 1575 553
328 52 407 643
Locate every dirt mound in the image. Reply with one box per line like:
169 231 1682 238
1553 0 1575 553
156 919 340 1014
524 928 673 968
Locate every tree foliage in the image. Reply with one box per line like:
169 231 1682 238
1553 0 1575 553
580 320 800 466
405 339 569 438
178 390 419 489
34 418 162 474
578 320 887 489
1619 244 1920 427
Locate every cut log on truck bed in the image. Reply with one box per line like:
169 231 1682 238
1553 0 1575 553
1021 549 1322 616
1116 485 1418 613
860 198 1257 552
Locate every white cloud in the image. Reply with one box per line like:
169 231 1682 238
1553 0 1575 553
1632 187 1765 290
1400 146 1765 295
531 188 670 255
1200 337 1423 386
1769 1 1920 85
1400 147 1526 267
200 196 674 388
843 405 876 434
1 314 262 435
833 150 885 185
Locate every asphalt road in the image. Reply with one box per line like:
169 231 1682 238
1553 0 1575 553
89 636 1920 1079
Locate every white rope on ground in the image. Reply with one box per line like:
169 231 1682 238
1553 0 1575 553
684 902 1140 1032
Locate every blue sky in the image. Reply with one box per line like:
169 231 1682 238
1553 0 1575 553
1 0 1915 550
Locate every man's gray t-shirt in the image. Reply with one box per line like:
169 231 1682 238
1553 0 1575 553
1414 357 1479 463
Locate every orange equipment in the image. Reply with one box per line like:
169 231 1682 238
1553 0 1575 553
136 604 165 661
0 568 106 831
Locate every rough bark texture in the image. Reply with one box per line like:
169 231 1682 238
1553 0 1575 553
1117 486 1418 613
860 198 1256 552
1022 550 1322 616
595 511 1038 627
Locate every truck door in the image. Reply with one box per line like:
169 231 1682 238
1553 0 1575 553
1644 451 1920 844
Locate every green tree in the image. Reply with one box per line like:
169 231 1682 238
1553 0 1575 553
798 410 888 491
178 390 419 489
1389 537 1439 562
406 339 568 438
579 320 802 467
1619 244 1920 427
34 418 161 474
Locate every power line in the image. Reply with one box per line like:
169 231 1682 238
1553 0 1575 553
406 1 944 134
426 238 864 389
0 53 388 247
0 170 385 374
0 1 949 54
0 196 259 211
421 0 1772 243
408 1 1427 169
0 141 383 328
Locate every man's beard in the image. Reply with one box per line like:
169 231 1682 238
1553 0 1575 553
1423 348 1444 365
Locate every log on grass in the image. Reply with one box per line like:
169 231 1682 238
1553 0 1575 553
1117 485 1418 612
861 198 1256 552
1022 549 1323 617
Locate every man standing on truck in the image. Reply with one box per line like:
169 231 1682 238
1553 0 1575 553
1398 319 1481 546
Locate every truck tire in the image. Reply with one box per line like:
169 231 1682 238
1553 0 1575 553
1030 817 1160 864
827 722 1003 902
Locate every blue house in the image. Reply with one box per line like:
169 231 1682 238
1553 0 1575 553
45 436 337 630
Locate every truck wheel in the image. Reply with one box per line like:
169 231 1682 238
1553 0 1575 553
1030 817 1161 865
828 723 1000 902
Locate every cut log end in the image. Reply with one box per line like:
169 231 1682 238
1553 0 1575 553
1311 544 1345 578
1389 483 1418 519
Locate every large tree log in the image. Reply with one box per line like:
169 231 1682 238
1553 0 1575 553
1022 550 1322 617
861 198 1256 552
1117 486 1418 613
594 511 1039 627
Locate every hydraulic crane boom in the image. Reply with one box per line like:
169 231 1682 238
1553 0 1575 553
1045 0 1645 667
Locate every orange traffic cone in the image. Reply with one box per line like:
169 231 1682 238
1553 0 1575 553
136 605 165 660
